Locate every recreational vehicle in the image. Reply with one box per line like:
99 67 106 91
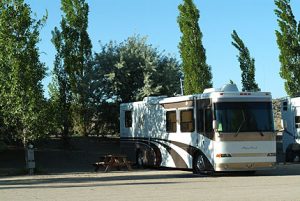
120 84 276 173
281 97 300 162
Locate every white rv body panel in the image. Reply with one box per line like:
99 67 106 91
281 97 300 161
120 84 276 172
214 140 276 163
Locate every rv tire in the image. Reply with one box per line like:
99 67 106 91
136 151 144 168
286 147 295 162
193 153 207 174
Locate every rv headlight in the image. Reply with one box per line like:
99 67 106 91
267 153 276 157
216 153 232 158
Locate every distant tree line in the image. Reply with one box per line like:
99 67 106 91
0 0 299 146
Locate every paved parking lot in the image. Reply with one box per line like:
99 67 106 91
1 163 300 201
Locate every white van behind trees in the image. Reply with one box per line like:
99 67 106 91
120 84 276 173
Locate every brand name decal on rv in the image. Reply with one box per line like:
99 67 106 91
241 146 258 150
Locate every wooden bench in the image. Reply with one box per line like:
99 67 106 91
93 155 133 172
92 161 106 172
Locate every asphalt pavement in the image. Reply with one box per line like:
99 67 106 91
1 163 300 201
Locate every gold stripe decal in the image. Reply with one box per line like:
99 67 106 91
216 132 276 141
230 153 269 157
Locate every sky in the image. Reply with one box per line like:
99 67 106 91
25 0 300 99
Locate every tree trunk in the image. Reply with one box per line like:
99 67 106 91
62 121 70 148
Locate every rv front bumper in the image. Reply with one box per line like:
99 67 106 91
215 162 276 171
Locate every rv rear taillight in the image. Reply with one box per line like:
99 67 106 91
220 93 224 95
216 153 232 158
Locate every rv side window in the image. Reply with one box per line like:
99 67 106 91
180 109 194 132
205 108 213 133
295 116 300 128
166 111 177 132
125 111 132 128
283 102 288 111
197 109 204 132
296 116 300 123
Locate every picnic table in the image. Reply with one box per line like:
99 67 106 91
93 154 133 172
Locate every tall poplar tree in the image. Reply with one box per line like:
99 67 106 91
50 27 73 143
177 0 212 95
51 0 93 137
231 30 260 92
0 0 47 145
275 0 300 97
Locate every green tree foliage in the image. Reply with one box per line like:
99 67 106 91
51 0 93 138
94 35 181 103
231 30 260 92
48 33 73 142
177 0 212 95
275 0 300 97
0 0 47 145
93 35 181 135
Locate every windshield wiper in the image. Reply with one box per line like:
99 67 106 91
234 110 245 137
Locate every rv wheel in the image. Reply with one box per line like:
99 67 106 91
286 148 295 162
136 151 144 168
193 154 206 174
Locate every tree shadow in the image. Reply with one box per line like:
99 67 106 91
1 163 300 190
0 170 204 190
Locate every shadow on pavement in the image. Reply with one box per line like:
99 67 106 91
0 170 205 189
1 163 300 190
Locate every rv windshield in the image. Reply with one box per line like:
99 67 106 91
214 102 274 133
